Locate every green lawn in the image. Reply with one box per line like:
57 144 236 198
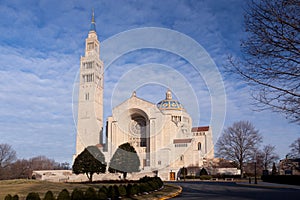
0 179 180 200
0 179 97 199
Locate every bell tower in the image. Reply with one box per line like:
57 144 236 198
75 11 104 156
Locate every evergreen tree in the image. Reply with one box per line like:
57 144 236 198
43 191 55 200
26 192 41 200
271 163 277 175
12 195 19 200
57 189 70 200
84 187 97 200
71 188 84 200
72 146 106 182
97 186 108 200
108 142 140 179
4 194 12 200
200 168 208 176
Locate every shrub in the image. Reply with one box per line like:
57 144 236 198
200 168 208 176
132 183 140 195
118 185 127 197
12 195 19 200
107 185 118 200
97 193 107 200
200 175 212 180
148 180 159 190
113 185 120 198
97 187 108 200
71 188 84 200
154 177 164 188
261 175 300 186
26 192 41 200
98 186 107 193
139 182 151 193
57 189 70 200
4 194 12 200
43 191 55 200
84 187 97 200
126 184 133 196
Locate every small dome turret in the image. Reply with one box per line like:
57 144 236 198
157 89 184 111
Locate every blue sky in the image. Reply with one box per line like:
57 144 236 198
0 0 298 164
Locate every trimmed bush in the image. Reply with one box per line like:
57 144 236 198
12 195 19 200
139 182 151 193
113 185 120 198
262 175 300 186
200 168 208 176
71 188 84 200
126 183 132 197
154 176 164 188
200 175 212 180
43 191 55 200
118 185 127 197
57 189 70 200
97 188 107 200
84 187 97 200
26 192 41 200
98 186 107 194
4 194 12 200
132 183 140 195
107 185 118 200
98 186 108 200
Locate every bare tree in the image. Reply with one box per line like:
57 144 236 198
0 144 17 179
261 145 279 170
227 0 300 124
289 137 300 158
29 155 61 170
216 121 262 177
0 144 16 168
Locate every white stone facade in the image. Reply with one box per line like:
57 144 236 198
105 91 214 180
75 13 214 181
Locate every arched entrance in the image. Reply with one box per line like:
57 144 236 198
128 109 150 167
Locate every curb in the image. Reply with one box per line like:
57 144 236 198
237 183 300 190
159 185 182 200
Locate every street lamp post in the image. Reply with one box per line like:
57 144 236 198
254 161 257 184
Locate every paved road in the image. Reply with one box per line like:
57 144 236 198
169 181 300 200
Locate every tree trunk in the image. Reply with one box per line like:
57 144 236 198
86 172 93 182
240 161 244 178
123 172 127 179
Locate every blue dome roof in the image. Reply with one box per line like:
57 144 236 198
157 90 184 111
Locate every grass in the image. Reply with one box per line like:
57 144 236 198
0 179 181 200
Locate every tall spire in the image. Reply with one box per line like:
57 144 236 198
90 8 96 32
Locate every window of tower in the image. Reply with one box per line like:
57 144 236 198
85 62 93 69
85 93 89 100
87 74 94 82
87 42 94 50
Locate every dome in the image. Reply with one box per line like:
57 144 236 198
157 89 184 111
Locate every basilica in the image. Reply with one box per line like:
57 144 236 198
75 13 214 180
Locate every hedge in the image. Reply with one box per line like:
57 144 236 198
4 176 164 200
261 175 300 186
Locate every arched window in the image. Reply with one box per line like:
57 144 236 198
198 142 201 151
180 155 184 161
